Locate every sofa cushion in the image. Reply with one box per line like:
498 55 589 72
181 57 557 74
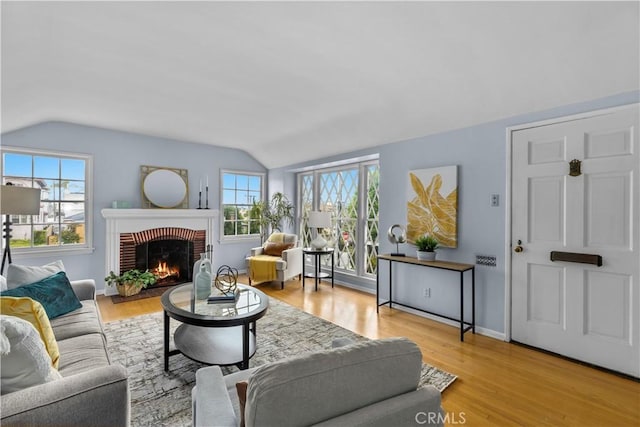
0 275 7 292
50 300 104 341
0 315 62 395
56 333 110 377
245 337 423 426
1 272 82 319
0 297 60 368
5 260 65 290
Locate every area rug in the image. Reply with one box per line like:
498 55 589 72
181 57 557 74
104 298 457 427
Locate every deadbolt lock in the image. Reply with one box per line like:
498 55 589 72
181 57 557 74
514 239 524 253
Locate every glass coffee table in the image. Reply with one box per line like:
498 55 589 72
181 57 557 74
161 283 269 371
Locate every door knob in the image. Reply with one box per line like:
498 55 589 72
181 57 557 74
514 240 524 253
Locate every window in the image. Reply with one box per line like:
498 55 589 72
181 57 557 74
221 171 264 239
298 159 379 277
1 147 92 254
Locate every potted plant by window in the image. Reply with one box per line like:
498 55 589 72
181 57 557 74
249 192 295 243
414 234 439 261
105 269 157 297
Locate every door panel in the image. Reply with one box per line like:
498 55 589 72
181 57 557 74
527 263 565 326
529 176 565 243
585 128 632 158
529 138 566 164
585 173 630 248
584 271 630 342
511 104 639 377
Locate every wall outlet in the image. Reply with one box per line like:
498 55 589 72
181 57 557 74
423 288 431 298
476 255 497 267
490 194 500 207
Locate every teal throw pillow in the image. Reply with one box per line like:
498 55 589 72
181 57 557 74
0 271 82 319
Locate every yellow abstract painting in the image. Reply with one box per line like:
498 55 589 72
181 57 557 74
407 166 457 248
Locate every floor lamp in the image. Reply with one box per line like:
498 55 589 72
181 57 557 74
1 184 42 274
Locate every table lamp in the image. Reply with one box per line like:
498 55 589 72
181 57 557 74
308 211 332 250
1 184 42 273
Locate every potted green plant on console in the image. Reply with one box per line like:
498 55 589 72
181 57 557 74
105 269 157 297
414 234 439 261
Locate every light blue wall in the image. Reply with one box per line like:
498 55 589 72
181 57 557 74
272 90 640 335
1 122 266 292
3 91 638 333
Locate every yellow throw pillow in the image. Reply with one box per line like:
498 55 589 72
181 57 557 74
266 233 285 244
0 297 60 369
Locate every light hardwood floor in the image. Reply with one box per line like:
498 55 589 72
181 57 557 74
97 276 640 427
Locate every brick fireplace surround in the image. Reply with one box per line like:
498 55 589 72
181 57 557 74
101 208 218 296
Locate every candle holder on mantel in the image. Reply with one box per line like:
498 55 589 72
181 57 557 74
205 186 209 209
197 190 202 209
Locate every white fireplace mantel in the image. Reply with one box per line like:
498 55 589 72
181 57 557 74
101 208 218 296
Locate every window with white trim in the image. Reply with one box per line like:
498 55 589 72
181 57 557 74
1 147 93 254
298 159 379 277
221 170 264 239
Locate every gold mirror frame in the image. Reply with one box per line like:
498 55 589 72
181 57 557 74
141 165 189 209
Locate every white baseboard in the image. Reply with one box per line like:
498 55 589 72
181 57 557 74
332 280 376 295
474 326 506 341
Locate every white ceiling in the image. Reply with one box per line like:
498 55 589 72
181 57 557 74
2 1 638 169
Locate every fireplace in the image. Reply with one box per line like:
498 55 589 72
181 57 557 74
120 227 205 287
102 208 218 296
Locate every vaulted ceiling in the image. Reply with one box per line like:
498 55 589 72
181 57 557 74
2 1 638 168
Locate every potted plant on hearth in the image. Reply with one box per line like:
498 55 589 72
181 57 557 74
105 269 157 297
414 234 439 261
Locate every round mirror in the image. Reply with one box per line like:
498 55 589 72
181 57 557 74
143 169 187 208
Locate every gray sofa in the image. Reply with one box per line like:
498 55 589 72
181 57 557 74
193 337 444 427
1 279 130 426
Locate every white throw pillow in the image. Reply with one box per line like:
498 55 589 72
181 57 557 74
0 275 7 292
6 260 65 290
0 315 62 394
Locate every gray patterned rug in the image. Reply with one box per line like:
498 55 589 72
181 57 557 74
104 298 457 427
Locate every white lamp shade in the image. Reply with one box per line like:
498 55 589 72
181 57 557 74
1 186 42 215
308 211 331 229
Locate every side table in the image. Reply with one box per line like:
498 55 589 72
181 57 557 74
302 248 334 291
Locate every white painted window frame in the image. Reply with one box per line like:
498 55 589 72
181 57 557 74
1 146 94 258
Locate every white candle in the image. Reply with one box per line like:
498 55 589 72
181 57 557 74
206 175 209 188
199 179 202 192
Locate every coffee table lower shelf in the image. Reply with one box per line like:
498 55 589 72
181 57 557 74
172 324 257 368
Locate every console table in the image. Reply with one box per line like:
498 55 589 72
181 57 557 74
376 254 475 341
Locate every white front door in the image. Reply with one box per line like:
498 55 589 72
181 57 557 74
511 105 639 377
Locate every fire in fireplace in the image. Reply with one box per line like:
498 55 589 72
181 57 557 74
136 239 193 286
119 227 207 288
152 261 180 281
